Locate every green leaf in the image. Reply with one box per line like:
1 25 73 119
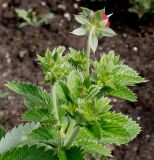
67 71 82 100
5 81 52 108
15 8 32 24
89 33 98 53
101 28 116 37
22 107 53 122
66 147 84 160
55 81 73 104
85 85 100 100
71 27 87 36
0 123 40 153
0 145 55 160
100 112 141 145
75 15 88 24
114 74 146 86
76 139 112 157
29 123 59 146
95 97 111 114
102 85 137 102
0 126 5 140
58 148 67 160
81 7 91 17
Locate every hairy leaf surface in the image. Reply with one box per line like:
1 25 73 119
0 123 39 153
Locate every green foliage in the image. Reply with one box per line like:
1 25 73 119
0 123 39 153
0 126 5 140
15 8 54 27
0 92 9 99
129 0 154 18
92 51 146 101
0 145 55 160
37 46 70 84
1 7 146 160
72 8 116 53
5 81 52 108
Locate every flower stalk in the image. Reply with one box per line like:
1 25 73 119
51 85 60 126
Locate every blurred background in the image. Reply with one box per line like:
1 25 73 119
0 0 153 159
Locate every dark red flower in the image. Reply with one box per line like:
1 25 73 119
102 12 110 27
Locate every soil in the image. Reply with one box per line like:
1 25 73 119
0 0 153 160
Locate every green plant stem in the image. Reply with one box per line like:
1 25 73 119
86 34 91 76
52 85 60 126
86 26 95 76
64 126 80 149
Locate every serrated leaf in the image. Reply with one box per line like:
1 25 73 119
102 85 137 102
55 81 73 104
0 123 40 153
76 127 95 141
22 107 53 122
5 81 52 108
100 112 141 145
67 71 82 100
101 28 116 37
71 27 87 36
76 139 112 157
0 145 55 160
29 123 59 146
114 74 146 86
95 97 111 114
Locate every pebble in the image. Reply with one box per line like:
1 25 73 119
112 98 117 102
58 4 66 10
133 46 138 52
137 116 141 121
41 1 46 6
5 52 11 64
123 33 127 37
2 2 8 9
74 3 79 9
146 134 150 139
64 13 71 21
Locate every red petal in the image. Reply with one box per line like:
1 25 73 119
102 12 108 20
105 21 110 27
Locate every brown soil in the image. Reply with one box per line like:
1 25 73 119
0 0 153 159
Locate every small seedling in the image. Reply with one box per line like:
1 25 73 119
15 8 54 27
0 92 9 99
0 8 146 159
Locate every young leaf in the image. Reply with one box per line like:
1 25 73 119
89 33 98 53
0 123 40 153
71 27 87 36
101 28 116 37
75 15 89 24
102 85 137 102
76 139 112 157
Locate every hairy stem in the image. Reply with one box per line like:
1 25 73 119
86 34 91 76
86 26 95 76
51 85 60 126
64 126 80 149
